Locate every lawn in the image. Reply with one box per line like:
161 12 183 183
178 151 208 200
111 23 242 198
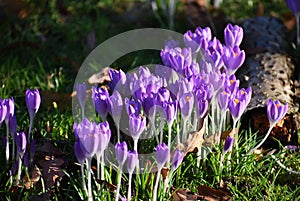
0 0 300 200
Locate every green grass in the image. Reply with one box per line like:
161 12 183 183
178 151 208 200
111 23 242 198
0 0 300 200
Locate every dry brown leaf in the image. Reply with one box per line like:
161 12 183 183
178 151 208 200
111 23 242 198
23 166 41 189
88 67 113 85
173 188 203 201
198 185 232 201
178 126 206 156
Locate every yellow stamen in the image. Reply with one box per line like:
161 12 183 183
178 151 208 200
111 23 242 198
234 99 239 104
186 96 191 101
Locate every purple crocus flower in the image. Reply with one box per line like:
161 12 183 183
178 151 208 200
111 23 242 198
224 74 240 96
209 71 225 93
179 92 194 118
222 46 245 76
129 114 146 140
109 91 123 124
218 90 230 111
161 47 192 75
170 78 193 100
286 0 300 14
155 142 170 167
266 99 288 126
171 149 184 171
228 98 247 122
155 65 173 82
3 97 14 123
73 118 98 158
125 98 141 116
224 23 244 48
92 86 110 121
108 69 126 91
142 93 156 117
15 132 26 156
223 136 234 153
126 150 138 173
74 139 87 163
196 98 209 119
115 141 128 166
236 87 252 106
95 121 111 153
184 27 212 52
25 89 41 119
76 82 87 110
9 114 17 136
163 101 177 126
0 99 7 124
131 80 146 101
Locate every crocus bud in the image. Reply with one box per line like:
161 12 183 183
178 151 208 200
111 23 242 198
126 150 138 173
92 86 110 121
3 97 14 123
115 141 128 166
179 92 194 118
223 136 234 153
155 142 170 168
74 140 87 163
224 23 243 48
0 99 7 124
109 91 123 124
15 132 27 156
25 89 41 119
172 149 184 171
95 121 111 153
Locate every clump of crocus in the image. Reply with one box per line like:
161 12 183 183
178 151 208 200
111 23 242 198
126 150 138 200
115 141 128 201
76 82 87 120
153 142 170 201
250 99 288 153
25 89 41 144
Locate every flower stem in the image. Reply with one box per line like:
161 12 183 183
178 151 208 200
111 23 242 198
101 153 105 181
115 166 123 201
167 123 173 167
153 166 162 201
81 162 88 195
86 158 93 201
249 124 274 154
15 155 23 184
96 154 101 180
134 138 138 152
27 116 34 145
296 13 300 46
5 121 9 164
127 172 133 200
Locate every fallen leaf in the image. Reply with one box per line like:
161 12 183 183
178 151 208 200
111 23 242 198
178 125 205 156
173 188 203 201
88 67 113 85
198 185 232 201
